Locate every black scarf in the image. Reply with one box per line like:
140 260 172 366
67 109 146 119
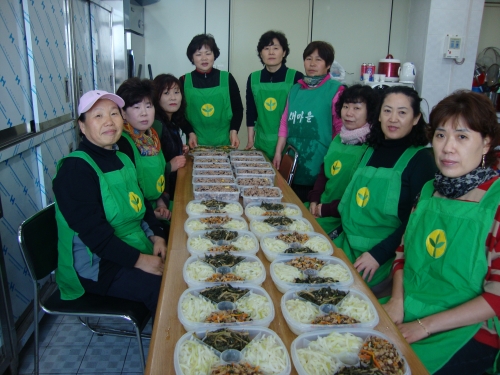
434 166 498 199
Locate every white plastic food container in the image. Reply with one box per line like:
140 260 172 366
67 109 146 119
187 230 259 256
232 161 273 170
193 162 232 170
230 155 267 164
192 176 236 185
281 287 379 335
192 169 235 177
291 328 410 375
174 326 291 375
183 254 266 287
192 183 240 202
184 215 248 236
241 186 283 208
178 284 275 332
245 202 303 221
249 217 314 239
270 255 353 293
230 150 265 158
260 231 334 262
186 200 243 218
193 155 229 163
235 168 276 184
235 176 274 190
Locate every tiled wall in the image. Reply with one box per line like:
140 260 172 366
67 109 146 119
409 0 485 117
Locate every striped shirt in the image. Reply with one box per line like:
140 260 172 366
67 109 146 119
393 177 500 348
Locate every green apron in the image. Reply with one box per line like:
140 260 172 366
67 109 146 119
402 179 500 373
316 135 368 234
121 132 166 209
184 71 233 146
286 79 341 186
54 151 154 300
251 69 296 159
334 146 422 287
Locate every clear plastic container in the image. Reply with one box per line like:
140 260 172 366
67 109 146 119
190 150 229 157
260 231 334 262
186 200 243 218
193 183 240 202
193 155 230 164
178 284 275 331
192 176 236 185
249 217 314 239
174 326 291 375
231 161 273 170
291 328 410 375
193 162 232 170
281 287 379 335
270 255 353 293
187 230 259 256
241 186 283 208
245 202 303 221
235 168 276 183
235 176 273 191
184 215 248 236
230 155 267 163
229 150 265 157
192 169 235 177
183 254 266 287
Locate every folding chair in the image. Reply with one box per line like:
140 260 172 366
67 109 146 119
278 144 299 185
18 203 151 374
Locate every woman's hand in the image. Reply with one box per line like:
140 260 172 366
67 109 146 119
245 127 255 150
273 153 282 169
154 206 171 220
397 321 429 344
151 235 167 261
316 204 322 217
134 253 164 276
170 155 186 172
383 297 405 324
309 202 318 217
182 144 189 155
230 130 240 148
188 133 198 149
353 252 380 282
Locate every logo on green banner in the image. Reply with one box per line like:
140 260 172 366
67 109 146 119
264 97 277 111
426 229 447 258
201 103 215 117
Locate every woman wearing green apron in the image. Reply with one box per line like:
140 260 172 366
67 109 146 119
383 91 500 375
307 84 379 237
53 90 167 316
245 30 303 159
116 78 171 223
273 41 343 202
180 34 243 147
334 86 437 291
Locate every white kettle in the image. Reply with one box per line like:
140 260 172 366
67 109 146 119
398 62 416 83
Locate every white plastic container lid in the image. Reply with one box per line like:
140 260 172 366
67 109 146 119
270 255 353 293
245 202 303 221
249 217 314 240
291 328 410 375
186 200 243 218
231 161 273 169
260 231 334 262
174 326 291 375
192 176 236 185
229 150 265 157
235 176 274 189
192 169 235 177
281 287 379 335
183 254 266 288
230 156 267 163
241 186 283 208
193 163 232 170
187 230 259 256
178 284 275 332
184 215 248 236
193 155 230 162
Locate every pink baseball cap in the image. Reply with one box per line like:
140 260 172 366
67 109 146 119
78 90 125 115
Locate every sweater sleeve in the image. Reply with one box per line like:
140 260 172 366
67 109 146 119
332 85 345 137
369 148 437 266
53 158 141 268
246 74 257 128
278 100 289 137
228 73 243 132
308 163 327 203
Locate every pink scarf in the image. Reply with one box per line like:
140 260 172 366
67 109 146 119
339 123 371 145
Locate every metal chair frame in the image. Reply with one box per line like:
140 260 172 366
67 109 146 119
18 203 151 375
278 144 299 185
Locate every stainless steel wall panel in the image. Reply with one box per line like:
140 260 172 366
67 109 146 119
0 1 33 132
72 0 94 97
90 3 114 92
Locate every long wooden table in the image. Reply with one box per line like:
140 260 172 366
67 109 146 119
145 158 430 375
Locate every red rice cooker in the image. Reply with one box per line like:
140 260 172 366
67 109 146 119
378 54 400 82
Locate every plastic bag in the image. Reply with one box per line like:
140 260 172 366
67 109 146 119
330 60 346 82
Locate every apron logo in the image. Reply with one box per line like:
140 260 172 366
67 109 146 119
356 187 370 207
264 97 277 111
426 229 447 258
201 103 215 117
156 175 165 193
331 160 342 175
129 192 143 212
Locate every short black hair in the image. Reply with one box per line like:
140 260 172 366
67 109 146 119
116 78 154 110
303 41 335 73
152 73 188 129
335 84 380 127
366 85 428 149
186 34 220 64
256 30 289 65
